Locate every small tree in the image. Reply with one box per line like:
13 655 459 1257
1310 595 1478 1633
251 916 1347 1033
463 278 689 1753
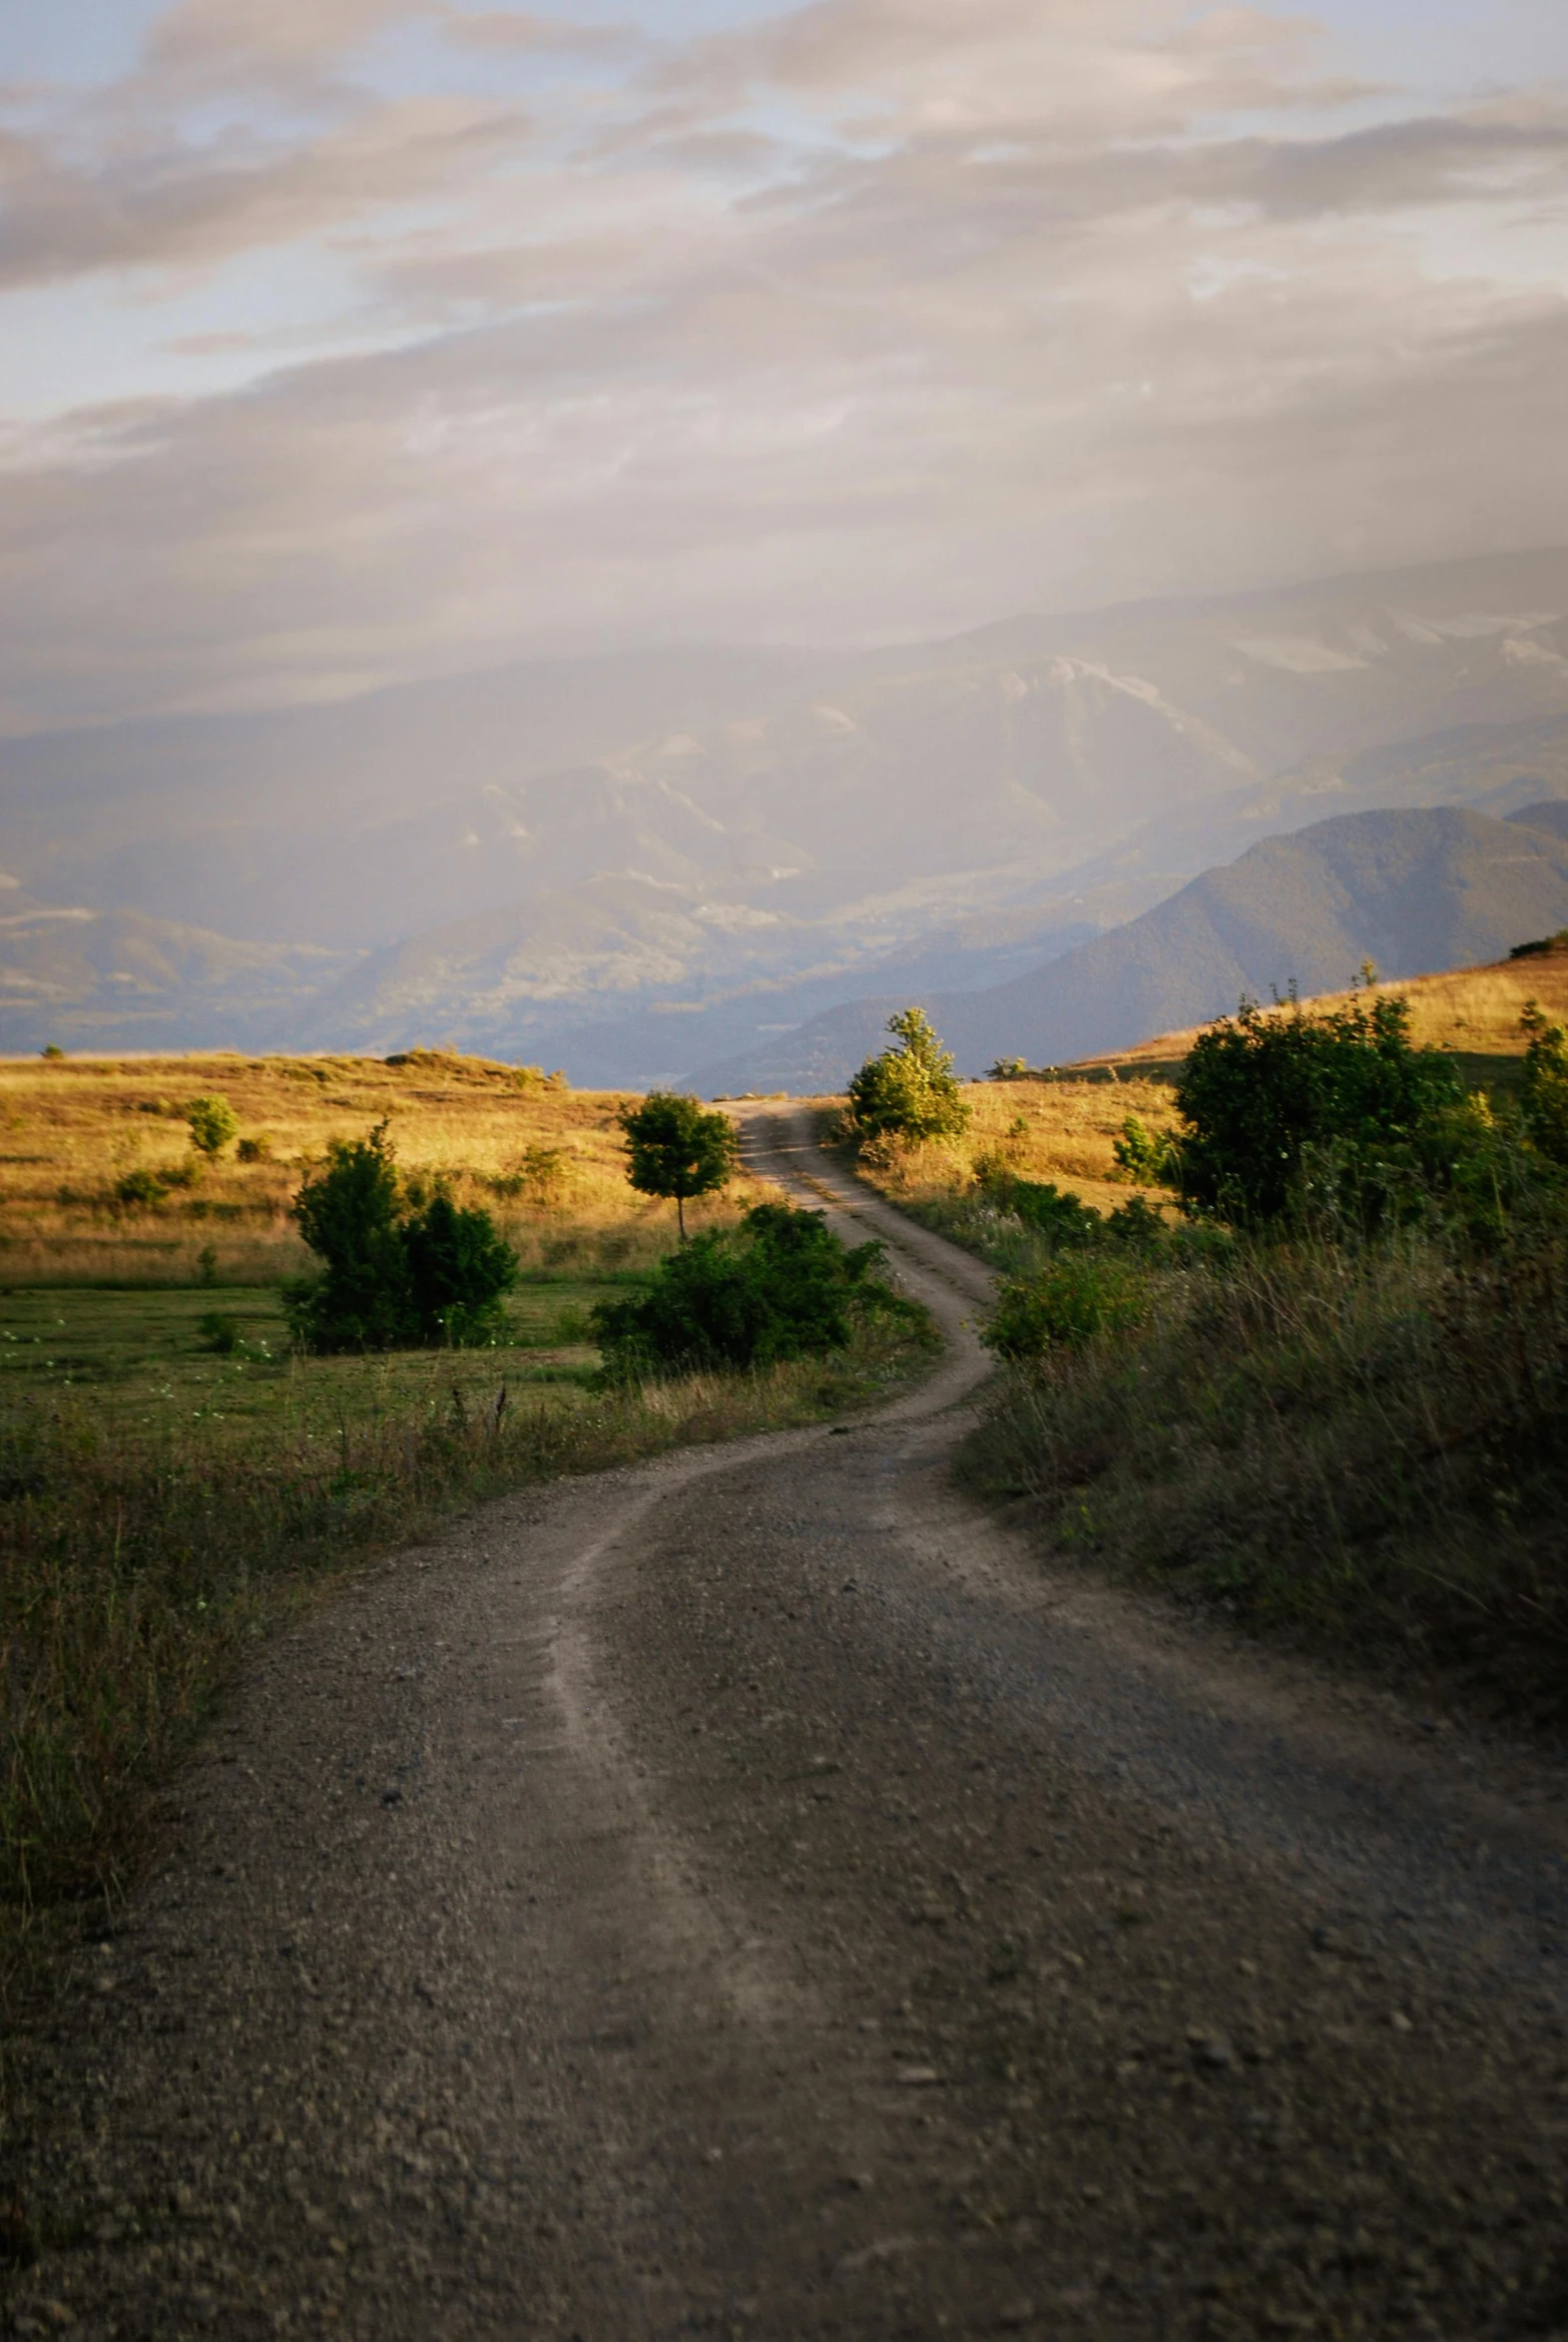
403 1190 519 1346
845 1007 970 1144
285 1122 413 1353
187 1093 239 1157
283 1122 519 1352
619 1091 739 1239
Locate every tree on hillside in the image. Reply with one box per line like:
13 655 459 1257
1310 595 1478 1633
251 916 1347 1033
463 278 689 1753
186 1093 239 1156
619 1091 740 1239
845 1006 971 1144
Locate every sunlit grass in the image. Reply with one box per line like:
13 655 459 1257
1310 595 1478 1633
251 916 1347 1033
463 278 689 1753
832 1074 1174 1268
0 1047 771 1287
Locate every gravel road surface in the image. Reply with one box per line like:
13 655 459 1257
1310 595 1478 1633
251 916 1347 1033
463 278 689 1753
4 1111 1567 2341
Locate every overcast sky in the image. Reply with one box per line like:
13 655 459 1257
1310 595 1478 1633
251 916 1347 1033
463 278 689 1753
1 0 1566 731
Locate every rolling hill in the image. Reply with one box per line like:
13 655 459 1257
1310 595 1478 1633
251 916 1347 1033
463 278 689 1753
688 805 1568 1093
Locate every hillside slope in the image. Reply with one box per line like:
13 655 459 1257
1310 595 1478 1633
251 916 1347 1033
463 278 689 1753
690 805 1568 1090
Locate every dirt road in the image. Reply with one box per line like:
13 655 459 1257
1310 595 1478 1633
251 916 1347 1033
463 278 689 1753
5 1112 1567 2340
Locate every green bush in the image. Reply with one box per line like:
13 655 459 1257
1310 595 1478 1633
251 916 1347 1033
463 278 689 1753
1175 992 1467 1228
978 1164 1102 1248
283 1122 518 1353
1113 1114 1181 1185
984 1253 1148 1361
1521 1003 1568 1168
403 1189 520 1347
113 1168 167 1210
846 1007 971 1145
187 1093 239 1157
592 1202 909 1379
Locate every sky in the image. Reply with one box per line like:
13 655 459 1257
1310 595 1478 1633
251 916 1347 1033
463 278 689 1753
1 0 1566 732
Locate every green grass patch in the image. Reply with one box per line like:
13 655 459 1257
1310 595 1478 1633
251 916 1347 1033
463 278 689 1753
0 1279 635 1439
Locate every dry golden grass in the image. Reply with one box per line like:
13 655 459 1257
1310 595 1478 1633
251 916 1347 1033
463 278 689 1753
837 1074 1175 1225
1090 948 1568 1072
0 1048 773 1285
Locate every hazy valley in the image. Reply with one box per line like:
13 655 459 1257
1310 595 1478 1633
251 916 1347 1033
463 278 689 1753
6 543 1568 1075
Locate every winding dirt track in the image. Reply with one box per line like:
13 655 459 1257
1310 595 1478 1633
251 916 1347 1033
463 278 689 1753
5 1112 1568 2341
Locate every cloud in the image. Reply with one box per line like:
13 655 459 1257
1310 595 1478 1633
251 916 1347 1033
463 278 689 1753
0 97 533 289
439 10 647 62
140 0 431 98
0 0 1566 728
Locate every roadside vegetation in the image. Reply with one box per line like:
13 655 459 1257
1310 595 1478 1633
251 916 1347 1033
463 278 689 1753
0 1054 935 1976
843 983 1568 1720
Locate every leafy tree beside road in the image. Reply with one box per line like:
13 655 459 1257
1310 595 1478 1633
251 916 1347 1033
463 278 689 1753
619 1091 739 1238
846 1007 971 1144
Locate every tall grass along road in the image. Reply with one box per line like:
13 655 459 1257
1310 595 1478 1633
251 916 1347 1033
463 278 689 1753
4 1110 1566 2338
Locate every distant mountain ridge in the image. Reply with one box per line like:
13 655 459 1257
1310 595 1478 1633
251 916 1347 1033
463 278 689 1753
0 883 348 1055
5 543 1568 1068
687 806 1568 1093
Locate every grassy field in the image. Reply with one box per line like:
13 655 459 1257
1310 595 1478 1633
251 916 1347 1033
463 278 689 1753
955 1224 1568 1724
0 1279 623 1449
0 1045 760 1287
0 1050 939 1976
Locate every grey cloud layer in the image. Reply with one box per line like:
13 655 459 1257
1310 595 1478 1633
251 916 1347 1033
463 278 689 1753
1 0 1565 727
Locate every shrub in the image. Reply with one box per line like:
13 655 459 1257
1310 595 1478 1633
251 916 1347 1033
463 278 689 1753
113 1168 167 1210
1176 992 1466 1228
619 1092 739 1238
1113 1114 1181 1185
592 1202 907 1379
984 1253 1148 1361
402 1190 520 1347
236 1134 271 1164
197 1311 242 1355
978 1164 1102 1248
187 1093 239 1156
846 1007 971 1145
1521 1003 1568 1168
284 1124 413 1353
499 1142 569 1207
283 1124 519 1353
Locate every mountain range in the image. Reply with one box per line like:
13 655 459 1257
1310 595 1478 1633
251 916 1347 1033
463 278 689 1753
5 544 1568 1070
693 805 1568 1092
